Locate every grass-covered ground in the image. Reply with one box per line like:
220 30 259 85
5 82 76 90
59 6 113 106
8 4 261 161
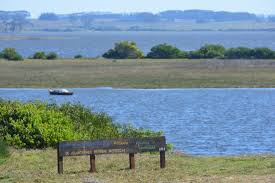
0 149 274 182
1 59 275 88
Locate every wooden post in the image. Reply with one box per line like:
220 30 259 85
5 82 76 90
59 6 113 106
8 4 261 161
90 154 96 173
160 151 165 168
58 156 63 174
57 143 63 174
129 153 135 169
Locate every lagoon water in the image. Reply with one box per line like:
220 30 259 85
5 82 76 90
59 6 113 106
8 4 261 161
0 88 275 156
0 31 275 57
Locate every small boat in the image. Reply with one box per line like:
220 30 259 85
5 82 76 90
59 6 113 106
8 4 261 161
49 88 73 95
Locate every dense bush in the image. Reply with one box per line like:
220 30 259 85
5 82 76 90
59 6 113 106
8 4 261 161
103 41 144 59
189 44 226 59
46 52 58 60
200 44 225 58
187 50 201 59
32 51 46 59
0 100 162 148
145 44 275 59
1 48 23 61
253 47 275 59
0 100 77 148
102 42 275 60
225 47 255 59
74 54 83 59
147 43 187 59
51 103 121 139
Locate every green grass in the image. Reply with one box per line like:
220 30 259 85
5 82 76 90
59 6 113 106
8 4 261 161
0 149 274 182
0 141 9 165
1 58 275 88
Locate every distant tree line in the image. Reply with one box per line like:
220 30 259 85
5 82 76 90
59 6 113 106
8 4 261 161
0 10 268 23
0 11 30 21
38 10 272 23
39 13 59 21
102 41 275 59
0 11 31 32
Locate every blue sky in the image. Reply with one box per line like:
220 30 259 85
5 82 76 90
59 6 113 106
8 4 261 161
2 0 275 17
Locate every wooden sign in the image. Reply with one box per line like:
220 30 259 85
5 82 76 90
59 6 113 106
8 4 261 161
57 136 166 174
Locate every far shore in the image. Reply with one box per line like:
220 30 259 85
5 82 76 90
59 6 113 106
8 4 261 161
1 58 275 88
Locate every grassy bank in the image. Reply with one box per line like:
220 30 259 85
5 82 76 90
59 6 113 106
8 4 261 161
0 149 274 182
1 59 275 88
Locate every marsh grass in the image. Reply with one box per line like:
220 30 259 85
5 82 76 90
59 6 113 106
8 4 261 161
1 59 275 88
0 149 274 182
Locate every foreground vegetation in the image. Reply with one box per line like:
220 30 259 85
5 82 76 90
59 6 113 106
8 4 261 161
0 100 161 148
1 59 275 88
0 149 274 182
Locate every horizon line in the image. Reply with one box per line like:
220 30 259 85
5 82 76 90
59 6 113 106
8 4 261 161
1 9 274 18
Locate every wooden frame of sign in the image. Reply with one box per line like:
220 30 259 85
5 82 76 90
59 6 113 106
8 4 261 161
57 136 166 174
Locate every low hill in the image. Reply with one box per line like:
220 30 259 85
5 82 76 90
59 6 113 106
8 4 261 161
1 10 275 32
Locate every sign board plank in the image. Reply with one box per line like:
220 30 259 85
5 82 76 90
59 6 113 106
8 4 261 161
57 136 166 174
58 136 166 156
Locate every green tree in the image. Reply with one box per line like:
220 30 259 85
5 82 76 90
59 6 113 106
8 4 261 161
32 51 46 59
1 48 23 61
147 43 187 59
74 54 83 59
46 52 58 60
196 44 226 59
187 50 202 59
103 41 144 59
225 47 254 59
253 47 275 59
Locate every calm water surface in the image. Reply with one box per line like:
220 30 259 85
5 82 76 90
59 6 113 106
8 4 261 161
0 88 275 156
0 31 275 57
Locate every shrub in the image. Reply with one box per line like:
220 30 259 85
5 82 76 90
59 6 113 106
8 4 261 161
74 54 83 59
195 44 226 59
0 100 162 149
187 50 202 59
103 41 144 59
1 48 23 61
55 103 121 139
225 47 254 59
147 43 187 59
117 124 162 138
32 51 46 59
46 52 58 60
253 47 275 59
0 100 77 148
